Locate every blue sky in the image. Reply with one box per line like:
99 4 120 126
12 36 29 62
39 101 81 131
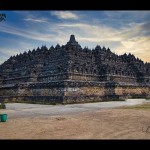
0 11 150 64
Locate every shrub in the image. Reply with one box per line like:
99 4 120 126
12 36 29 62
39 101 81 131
0 102 6 109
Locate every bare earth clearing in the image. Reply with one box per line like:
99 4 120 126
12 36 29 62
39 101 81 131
0 100 150 139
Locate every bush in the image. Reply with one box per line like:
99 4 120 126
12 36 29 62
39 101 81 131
0 102 6 109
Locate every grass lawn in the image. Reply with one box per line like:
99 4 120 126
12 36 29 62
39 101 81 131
120 102 150 110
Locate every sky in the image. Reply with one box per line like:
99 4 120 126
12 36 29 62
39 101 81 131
0 11 150 64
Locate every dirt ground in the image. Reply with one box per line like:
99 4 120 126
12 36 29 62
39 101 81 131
0 102 150 139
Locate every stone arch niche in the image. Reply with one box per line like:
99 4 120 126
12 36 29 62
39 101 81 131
30 69 38 82
57 67 61 73
31 69 37 77
76 67 79 73
81 68 84 74
128 71 130 76
85 68 88 74
75 53 77 56
115 70 118 75
93 69 97 74
33 70 36 74
43 62 46 67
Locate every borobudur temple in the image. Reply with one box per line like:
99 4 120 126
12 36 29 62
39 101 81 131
0 35 150 104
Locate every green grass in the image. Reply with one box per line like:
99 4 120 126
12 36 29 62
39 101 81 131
120 103 150 110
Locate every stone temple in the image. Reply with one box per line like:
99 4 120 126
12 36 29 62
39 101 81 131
0 35 150 104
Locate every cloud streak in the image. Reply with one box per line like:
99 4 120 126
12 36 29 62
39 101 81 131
24 18 48 23
51 11 79 20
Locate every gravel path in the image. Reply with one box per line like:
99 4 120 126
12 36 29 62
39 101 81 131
1 99 149 118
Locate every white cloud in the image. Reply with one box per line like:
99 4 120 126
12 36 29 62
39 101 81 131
51 11 79 20
58 23 121 42
24 18 48 23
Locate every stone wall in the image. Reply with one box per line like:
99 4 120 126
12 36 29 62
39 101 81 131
0 81 150 104
115 84 150 99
